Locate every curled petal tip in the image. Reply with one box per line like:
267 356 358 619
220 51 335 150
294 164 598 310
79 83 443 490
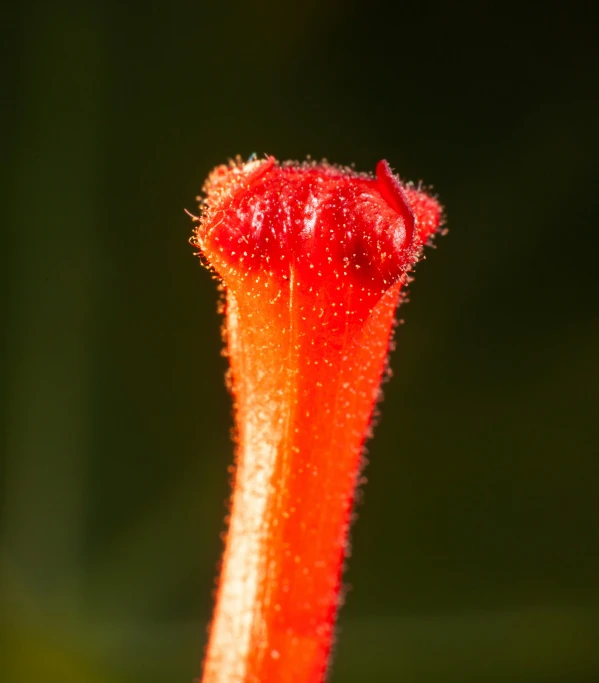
194 156 442 298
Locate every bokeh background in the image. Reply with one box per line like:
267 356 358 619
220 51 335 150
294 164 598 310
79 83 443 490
3 1 598 682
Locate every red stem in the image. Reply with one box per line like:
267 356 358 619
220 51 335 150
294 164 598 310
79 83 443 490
193 156 441 682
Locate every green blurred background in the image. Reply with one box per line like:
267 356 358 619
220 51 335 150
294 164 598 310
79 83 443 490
3 1 599 681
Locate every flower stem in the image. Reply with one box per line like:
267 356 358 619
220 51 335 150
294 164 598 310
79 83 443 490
193 156 442 683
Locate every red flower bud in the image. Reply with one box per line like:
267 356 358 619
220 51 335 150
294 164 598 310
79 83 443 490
192 156 442 683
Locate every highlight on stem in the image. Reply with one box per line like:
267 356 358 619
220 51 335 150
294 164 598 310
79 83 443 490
191 155 442 683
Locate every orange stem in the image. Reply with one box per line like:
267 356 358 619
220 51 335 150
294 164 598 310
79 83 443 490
193 156 442 683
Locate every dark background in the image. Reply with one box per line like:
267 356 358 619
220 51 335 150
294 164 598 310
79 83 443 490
2 1 598 682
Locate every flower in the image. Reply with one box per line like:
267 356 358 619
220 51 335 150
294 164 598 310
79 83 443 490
192 155 442 683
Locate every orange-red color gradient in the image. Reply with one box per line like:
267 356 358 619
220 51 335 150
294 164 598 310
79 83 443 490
193 156 441 683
